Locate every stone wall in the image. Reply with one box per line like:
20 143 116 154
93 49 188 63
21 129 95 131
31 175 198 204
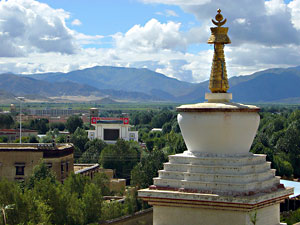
74 165 125 194
109 178 126 194
0 151 42 180
100 208 153 225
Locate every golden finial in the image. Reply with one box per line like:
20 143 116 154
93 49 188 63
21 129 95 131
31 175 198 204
207 9 231 93
212 9 227 27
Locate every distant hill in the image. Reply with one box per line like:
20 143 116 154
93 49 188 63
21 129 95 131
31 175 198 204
0 73 164 102
0 73 102 97
229 66 300 103
27 66 196 98
179 66 300 103
0 89 17 103
1 65 300 103
89 97 117 104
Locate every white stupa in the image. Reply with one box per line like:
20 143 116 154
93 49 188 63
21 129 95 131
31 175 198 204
138 10 293 225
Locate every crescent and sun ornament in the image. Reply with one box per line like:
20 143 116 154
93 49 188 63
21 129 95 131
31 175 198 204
212 9 227 27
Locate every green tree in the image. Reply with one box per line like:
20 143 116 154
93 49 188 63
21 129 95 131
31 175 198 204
1 204 15 225
283 207 300 225
151 109 175 128
65 193 84 225
0 136 8 143
27 161 57 189
100 201 124 221
0 179 28 225
14 136 29 143
79 139 107 163
66 115 83 134
27 118 49 134
273 155 294 178
0 114 14 129
165 131 186 154
172 120 181 133
92 173 111 196
82 183 103 223
99 139 139 179
39 134 53 143
131 149 166 188
0 170 109 224
29 135 39 143
251 142 274 161
145 139 154 151
49 122 65 131
22 190 51 224
31 178 65 224
63 173 90 198
71 127 89 159
122 188 142 215
55 134 67 143
162 121 172 134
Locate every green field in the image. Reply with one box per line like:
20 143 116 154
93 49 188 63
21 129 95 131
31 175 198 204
0 102 182 112
2 101 300 113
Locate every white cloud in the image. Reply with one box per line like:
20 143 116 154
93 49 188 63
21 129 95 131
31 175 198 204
156 59 194 81
113 18 187 52
265 0 287 15
165 9 179 17
156 9 179 17
233 18 247 25
155 11 163 16
141 0 211 6
0 0 77 56
1 0 300 86
71 19 82 26
74 33 104 45
288 0 300 30
143 0 300 46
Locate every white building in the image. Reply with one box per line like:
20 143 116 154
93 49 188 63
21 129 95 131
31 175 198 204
87 117 138 143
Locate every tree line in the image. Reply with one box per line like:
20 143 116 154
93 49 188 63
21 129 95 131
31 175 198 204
251 108 300 179
0 162 143 225
2 106 300 181
2 106 300 224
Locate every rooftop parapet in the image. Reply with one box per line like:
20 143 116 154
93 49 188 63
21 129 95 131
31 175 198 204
0 143 74 157
0 143 73 150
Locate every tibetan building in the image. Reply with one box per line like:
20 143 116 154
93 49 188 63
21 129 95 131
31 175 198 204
0 143 74 182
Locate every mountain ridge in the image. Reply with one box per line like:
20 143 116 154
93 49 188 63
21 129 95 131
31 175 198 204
0 65 300 103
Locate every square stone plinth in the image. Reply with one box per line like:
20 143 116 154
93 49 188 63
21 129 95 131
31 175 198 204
205 92 232 102
152 204 281 225
139 187 293 225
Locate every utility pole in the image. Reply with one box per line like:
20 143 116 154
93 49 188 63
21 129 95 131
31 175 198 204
16 97 25 144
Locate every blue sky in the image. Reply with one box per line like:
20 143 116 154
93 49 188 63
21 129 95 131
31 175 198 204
0 0 299 83
39 1 195 34
39 0 200 49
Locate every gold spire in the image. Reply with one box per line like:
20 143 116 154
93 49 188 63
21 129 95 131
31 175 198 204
208 9 231 93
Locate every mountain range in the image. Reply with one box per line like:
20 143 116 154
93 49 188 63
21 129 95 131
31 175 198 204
0 65 300 103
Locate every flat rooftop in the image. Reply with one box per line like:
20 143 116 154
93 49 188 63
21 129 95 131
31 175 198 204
0 143 73 150
0 143 74 157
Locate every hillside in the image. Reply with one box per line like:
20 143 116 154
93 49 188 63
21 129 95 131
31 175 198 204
0 73 103 97
0 73 165 102
1 65 300 103
230 66 300 103
180 66 300 103
28 66 196 98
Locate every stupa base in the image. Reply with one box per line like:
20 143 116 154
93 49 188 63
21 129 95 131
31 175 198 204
153 152 282 195
152 204 284 225
139 188 292 225
139 151 293 225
